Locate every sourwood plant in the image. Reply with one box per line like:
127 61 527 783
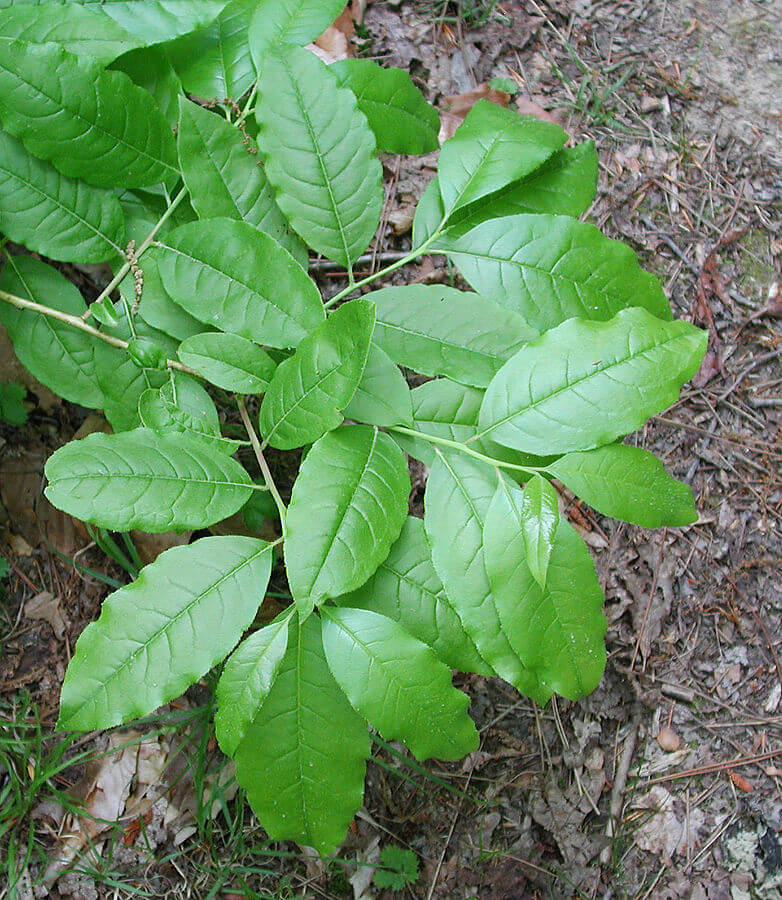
0 0 706 853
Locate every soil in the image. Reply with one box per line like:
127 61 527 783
1 1 780 898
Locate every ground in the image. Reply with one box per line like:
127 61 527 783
1 1 780 898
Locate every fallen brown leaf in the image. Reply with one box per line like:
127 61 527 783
439 83 511 142
515 95 559 124
728 770 754 792
24 590 66 639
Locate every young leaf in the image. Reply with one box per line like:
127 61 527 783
177 98 306 266
321 607 479 761
178 332 276 394
259 299 374 450
478 308 708 455
78 1 232 45
434 214 672 332
166 0 261 102
215 616 289 757
0 41 178 188
154 218 324 348
437 101 566 216
234 615 370 856
44 430 253 533
488 517 607 700
138 372 241 454
58 536 273 731
547 444 698 528
256 45 383 268
0 129 126 263
0 5 139 64
518 475 559 588
0 256 104 409
424 449 550 703
331 59 439 155
340 516 490 674
374 846 419 892
343 342 413 428
92 313 179 432
285 425 410 609
371 285 537 388
248 0 347 64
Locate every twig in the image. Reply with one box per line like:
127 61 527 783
236 397 287 530
310 250 411 274
425 765 475 900
644 748 782 786
601 696 643 865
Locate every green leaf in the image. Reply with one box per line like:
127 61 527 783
256 45 383 268
44 429 253 533
331 59 439 155
0 382 27 426
478 308 708 455
77 1 232 45
434 214 672 332
437 101 566 216
517 474 559 588
136 256 205 341
0 4 139 64
58 535 273 731
322 607 479 761
340 516 490 674
424 449 550 702
411 177 446 249
371 285 537 388
177 98 306 266
248 0 346 63
374 846 419 891
259 299 374 450
0 256 104 408
285 425 410 609
485 513 606 700
92 312 178 431
0 129 125 263
452 142 598 227
0 41 178 188
178 332 276 394
111 45 183 128
154 218 324 348
166 0 260 102
234 614 369 856
547 444 698 528
215 616 289 758
344 342 413 428
138 372 241 454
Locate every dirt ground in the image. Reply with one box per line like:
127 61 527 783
1 1 780 898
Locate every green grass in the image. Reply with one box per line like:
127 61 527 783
420 0 509 29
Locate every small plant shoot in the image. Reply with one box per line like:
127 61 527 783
0 0 706 855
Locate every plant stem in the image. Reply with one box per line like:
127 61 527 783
388 425 546 476
81 186 188 320
0 287 199 377
322 225 445 310
237 397 288 531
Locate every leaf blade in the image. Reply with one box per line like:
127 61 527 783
178 332 276 394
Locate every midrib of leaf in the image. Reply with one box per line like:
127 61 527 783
264 360 341 444
190 117 243 219
283 54 352 268
310 428 378 595
475 331 688 441
444 130 504 215
63 542 272 723
148 399 239 449
377 318 506 366
0 59 178 175
234 618 287 722
355 94 432 130
526 582 586 696
446 245 639 317
157 242 301 330
293 620 315 847
0 161 124 254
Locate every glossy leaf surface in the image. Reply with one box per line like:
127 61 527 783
234 615 369 855
285 426 410 608
259 300 374 450
478 308 708 455
44 430 253 532
249 0 346 63
518 474 559 588
256 46 382 267
548 444 698 527
58 536 273 730
178 332 276 393
0 41 178 188
322 607 479 760
344 342 413 427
